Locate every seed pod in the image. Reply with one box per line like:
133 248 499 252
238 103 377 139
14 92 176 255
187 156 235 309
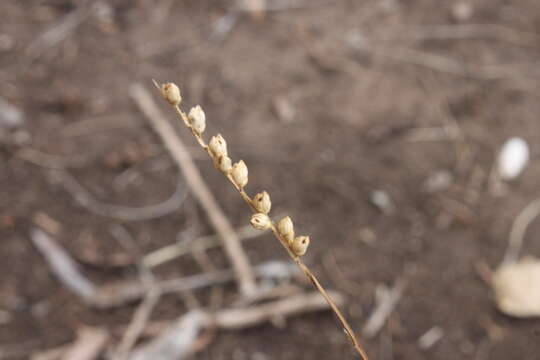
291 236 310 256
208 134 228 157
277 216 294 244
217 155 232 174
231 160 248 188
252 191 271 214
250 213 271 230
188 105 206 134
160 83 181 106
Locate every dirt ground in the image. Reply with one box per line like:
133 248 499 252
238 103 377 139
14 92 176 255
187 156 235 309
2 0 540 359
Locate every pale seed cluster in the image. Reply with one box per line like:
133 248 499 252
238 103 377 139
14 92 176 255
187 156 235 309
159 82 310 257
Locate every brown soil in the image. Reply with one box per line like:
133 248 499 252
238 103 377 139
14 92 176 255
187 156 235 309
2 1 540 359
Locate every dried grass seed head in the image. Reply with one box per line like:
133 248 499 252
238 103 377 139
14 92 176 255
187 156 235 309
188 105 206 134
160 82 182 106
232 160 248 188
209 134 228 157
217 155 232 173
291 236 310 256
277 216 294 244
253 191 271 214
250 213 271 230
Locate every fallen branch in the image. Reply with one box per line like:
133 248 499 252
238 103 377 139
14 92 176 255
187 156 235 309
130 83 257 296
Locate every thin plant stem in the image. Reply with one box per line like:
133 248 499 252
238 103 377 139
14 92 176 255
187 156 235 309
155 81 369 360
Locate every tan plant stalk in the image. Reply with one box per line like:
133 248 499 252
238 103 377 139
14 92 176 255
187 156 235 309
153 80 368 360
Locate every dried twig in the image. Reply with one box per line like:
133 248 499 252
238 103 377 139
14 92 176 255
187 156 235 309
145 81 368 359
31 228 287 309
417 326 444 350
213 290 344 329
110 225 162 360
16 148 88 169
142 223 268 268
30 327 108 360
130 83 257 296
50 170 187 221
32 212 62 235
91 261 296 308
30 228 97 301
401 24 540 47
114 289 161 360
31 346 69 360
503 198 540 265
128 311 206 360
24 1 97 62
352 42 535 80
129 291 344 360
362 279 406 339
61 327 108 360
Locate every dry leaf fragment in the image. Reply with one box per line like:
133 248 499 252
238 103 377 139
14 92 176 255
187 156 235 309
492 258 540 318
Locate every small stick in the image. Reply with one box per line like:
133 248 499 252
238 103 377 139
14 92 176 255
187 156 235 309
31 346 69 360
400 24 539 47
362 279 406 339
129 291 344 360
110 225 162 360
24 1 96 62
145 81 369 359
91 261 296 309
351 42 528 80
130 84 257 296
503 197 540 265
114 288 161 360
60 327 108 360
30 228 97 301
417 326 444 350
213 290 344 329
142 223 268 268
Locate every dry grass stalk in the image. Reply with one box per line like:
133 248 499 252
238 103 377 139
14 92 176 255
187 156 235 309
152 80 368 359
130 84 257 296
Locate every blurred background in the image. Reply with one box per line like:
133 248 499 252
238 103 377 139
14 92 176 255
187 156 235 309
2 0 540 359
